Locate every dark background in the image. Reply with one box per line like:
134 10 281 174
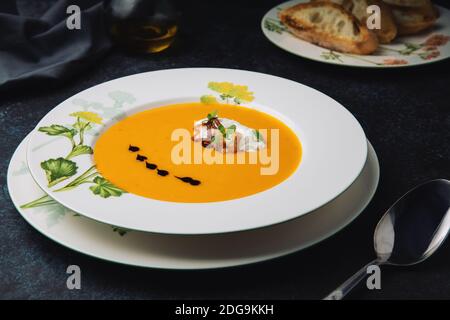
1 0 449 299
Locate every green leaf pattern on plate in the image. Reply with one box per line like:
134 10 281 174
19 91 138 235
89 177 127 198
41 158 78 187
22 92 131 212
39 125 77 138
66 145 93 160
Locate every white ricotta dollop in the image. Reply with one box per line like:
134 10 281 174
193 118 266 153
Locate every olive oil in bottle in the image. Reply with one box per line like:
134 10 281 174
108 0 178 53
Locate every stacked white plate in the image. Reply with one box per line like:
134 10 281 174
7 68 379 269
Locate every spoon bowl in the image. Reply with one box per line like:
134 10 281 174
374 179 450 266
325 179 450 299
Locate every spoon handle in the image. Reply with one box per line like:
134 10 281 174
323 259 380 300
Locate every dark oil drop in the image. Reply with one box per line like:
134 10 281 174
157 169 169 176
145 162 157 170
136 154 147 161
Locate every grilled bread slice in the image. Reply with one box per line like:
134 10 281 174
391 0 438 35
350 0 398 43
312 0 397 43
279 2 378 54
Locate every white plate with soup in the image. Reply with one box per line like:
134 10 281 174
26 68 367 235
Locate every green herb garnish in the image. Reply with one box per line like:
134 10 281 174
207 110 218 120
205 111 237 140
226 125 236 138
253 129 262 142
217 123 226 136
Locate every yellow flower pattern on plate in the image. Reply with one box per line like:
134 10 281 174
203 81 255 104
70 111 103 124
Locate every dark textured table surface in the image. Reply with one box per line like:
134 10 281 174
1 0 450 300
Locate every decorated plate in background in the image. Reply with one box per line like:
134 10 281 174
262 0 450 68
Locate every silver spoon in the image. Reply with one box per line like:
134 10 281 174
324 179 450 300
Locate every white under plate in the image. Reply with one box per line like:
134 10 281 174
10 135 378 269
262 0 450 68
26 68 367 234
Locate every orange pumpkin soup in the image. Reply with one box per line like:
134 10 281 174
94 103 302 202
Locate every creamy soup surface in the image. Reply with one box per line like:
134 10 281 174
94 103 302 202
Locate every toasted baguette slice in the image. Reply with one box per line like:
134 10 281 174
391 0 437 35
348 0 398 43
383 0 429 7
279 2 378 54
